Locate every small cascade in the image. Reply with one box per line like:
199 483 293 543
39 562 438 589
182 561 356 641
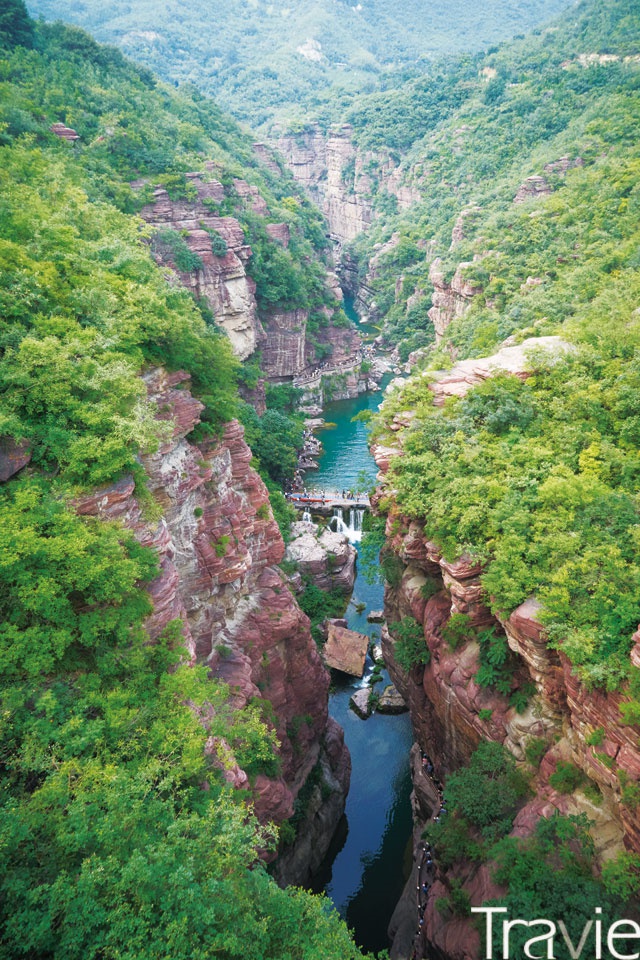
332 506 348 534
347 507 365 543
302 509 312 523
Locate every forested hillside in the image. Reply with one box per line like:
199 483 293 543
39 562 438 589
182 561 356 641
355 2 640 946
0 7 370 957
25 0 572 127
4 0 640 955
370 0 640 737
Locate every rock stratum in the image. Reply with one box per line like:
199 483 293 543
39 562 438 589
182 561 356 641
372 345 640 960
75 367 350 879
137 169 361 382
274 124 420 249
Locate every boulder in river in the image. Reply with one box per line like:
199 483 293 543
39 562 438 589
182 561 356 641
324 623 369 676
350 688 372 719
285 521 356 592
377 685 408 715
367 609 385 623
370 642 384 663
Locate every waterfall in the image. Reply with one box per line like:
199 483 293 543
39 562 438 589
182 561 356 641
332 506 347 534
302 509 312 523
347 507 365 543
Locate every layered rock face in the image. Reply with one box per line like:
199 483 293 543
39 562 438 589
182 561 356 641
275 125 372 244
261 307 309 379
138 171 362 383
372 350 640 958
428 335 573 404
138 175 264 360
275 124 419 248
76 367 350 862
380 513 633 957
427 258 484 341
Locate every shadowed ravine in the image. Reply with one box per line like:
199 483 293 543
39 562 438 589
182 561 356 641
309 384 414 953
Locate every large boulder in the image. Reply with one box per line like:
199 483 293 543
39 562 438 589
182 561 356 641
285 520 356 592
324 623 369 677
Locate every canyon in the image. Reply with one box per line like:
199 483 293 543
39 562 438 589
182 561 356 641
71 367 352 882
137 169 362 387
274 124 420 250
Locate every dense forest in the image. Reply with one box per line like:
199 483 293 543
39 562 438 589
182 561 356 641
4 0 640 956
0 5 371 957
366 0 640 690
25 0 572 127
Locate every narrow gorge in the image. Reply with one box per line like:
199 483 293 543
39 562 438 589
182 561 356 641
2 0 640 958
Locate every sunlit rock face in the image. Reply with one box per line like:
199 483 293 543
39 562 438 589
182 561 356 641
138 171 362 381
138 175 264 360
285 520 357 594
75 367 350 865
275 124 420 248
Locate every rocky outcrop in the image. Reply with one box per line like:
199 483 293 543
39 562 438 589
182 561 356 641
275 124 419 249
50 122 79 141
427 335 573 405
374 345 640 957
513 174 552 203
285 520 356 593
428 258 484 340
543 155 584 175
75 367 350 870
0 436 31 481
138 176 264 360
512 159 585 205
380 514 634 958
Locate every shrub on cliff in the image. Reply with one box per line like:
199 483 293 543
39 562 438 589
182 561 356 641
389 616 430 672
489 814 624 960
446 741 530 840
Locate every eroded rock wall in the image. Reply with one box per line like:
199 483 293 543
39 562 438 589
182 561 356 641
372 407 639 959
138 176 264 360
138 171 361 382
275 124 420 248
76 367 350 865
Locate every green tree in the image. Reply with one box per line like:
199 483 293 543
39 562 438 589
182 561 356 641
0 0 34 50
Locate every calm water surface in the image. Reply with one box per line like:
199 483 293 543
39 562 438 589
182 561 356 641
309 383 414 954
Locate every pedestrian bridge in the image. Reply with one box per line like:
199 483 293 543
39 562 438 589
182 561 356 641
287 492 370 511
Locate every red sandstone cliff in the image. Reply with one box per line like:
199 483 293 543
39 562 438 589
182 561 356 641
137 170 361 384
75 367 350 874
372 351 640 959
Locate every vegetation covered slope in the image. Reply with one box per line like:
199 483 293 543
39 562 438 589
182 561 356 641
368 0 640 693
0 9 370 958
25 0 572 128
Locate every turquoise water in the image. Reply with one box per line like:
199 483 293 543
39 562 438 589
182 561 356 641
343 294 380 342
310 383 414 954
311 385 387 494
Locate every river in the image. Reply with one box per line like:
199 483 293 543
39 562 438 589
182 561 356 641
308 384 414 954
